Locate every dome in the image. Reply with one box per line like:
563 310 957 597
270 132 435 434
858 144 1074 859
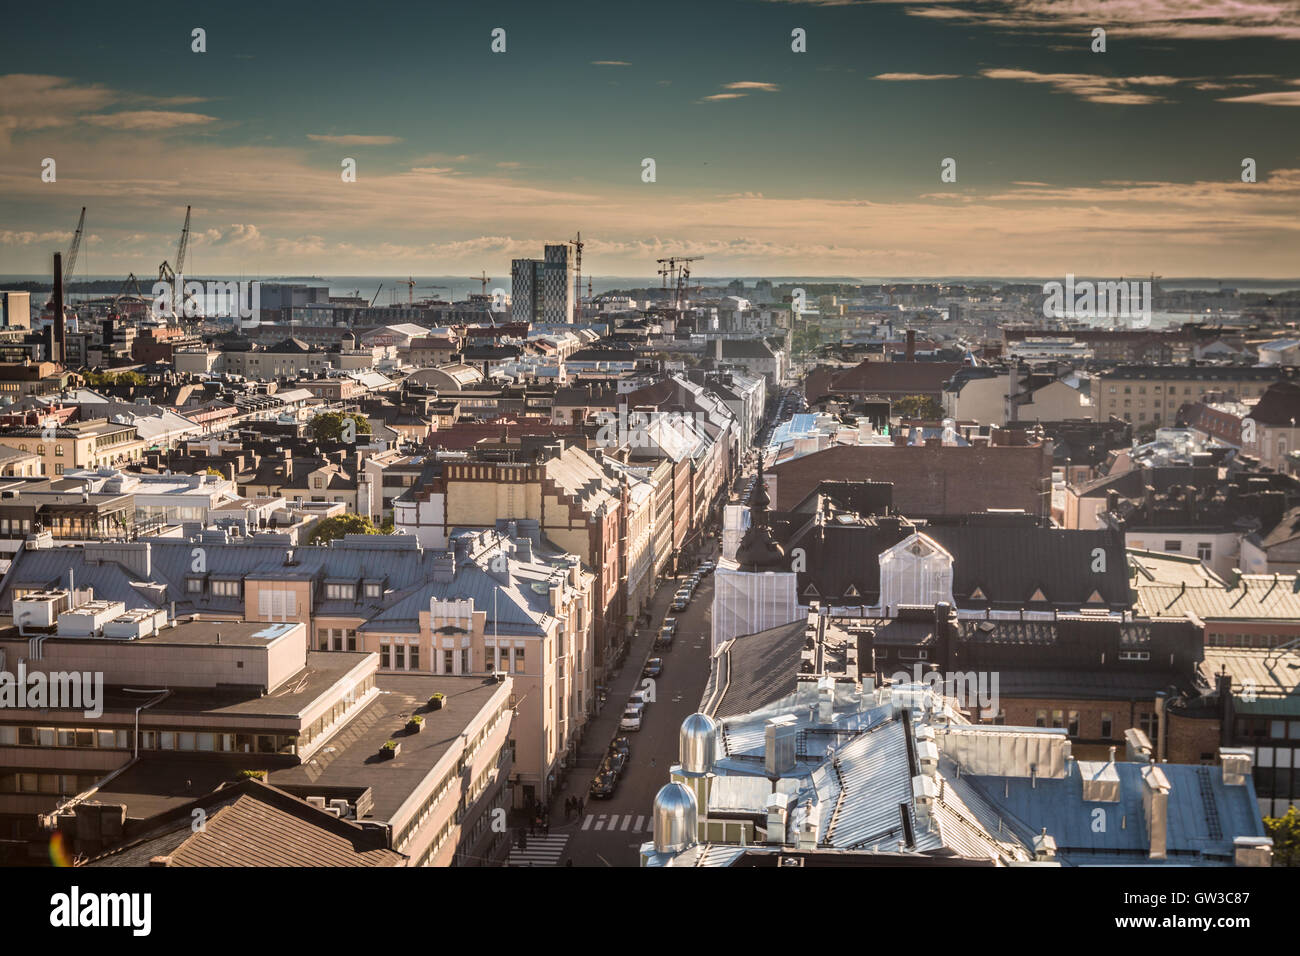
652 782 698 854
679 712 718 774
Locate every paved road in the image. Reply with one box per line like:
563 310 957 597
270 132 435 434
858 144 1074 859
525 542 720 867
504 395 793 867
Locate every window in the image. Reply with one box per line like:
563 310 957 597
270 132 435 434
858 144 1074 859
211 580 240 598
460 647 470 674
514 646 526 673
1035 710 1047 728
1163 540 1181 552
55 445 64 457
1101 712 1113 739
1068 711 1079 736
409 644 419 670
365 583 381 598
1138 712 1157 738
394 644 406 670
1051 710 1064 729
1197 541 1212 561
443 649 454 674
380 644 391 669
326 583 355 601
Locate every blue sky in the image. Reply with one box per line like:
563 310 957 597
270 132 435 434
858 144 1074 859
2 0 1298 277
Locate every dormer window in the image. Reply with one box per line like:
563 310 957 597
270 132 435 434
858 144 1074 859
326 582 356 601
211 579 241 598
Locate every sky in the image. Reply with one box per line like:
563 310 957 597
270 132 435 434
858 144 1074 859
1 0 1299 280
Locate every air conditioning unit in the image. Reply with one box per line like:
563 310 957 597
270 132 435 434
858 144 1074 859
323 806 342 818
329 799 350 818
306 796 327 809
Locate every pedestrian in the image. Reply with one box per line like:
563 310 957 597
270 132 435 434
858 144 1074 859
542 816 550 836
518 830 527 851
578 797 585 816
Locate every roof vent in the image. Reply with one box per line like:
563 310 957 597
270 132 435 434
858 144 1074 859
651 783 698 855
679 713 717 775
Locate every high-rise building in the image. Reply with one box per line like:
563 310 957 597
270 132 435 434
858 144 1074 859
511 243 573 323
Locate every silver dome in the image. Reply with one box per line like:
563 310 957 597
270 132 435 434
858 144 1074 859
652 782 698 854
679 712 718 774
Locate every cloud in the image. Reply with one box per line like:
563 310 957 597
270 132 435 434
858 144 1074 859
83 110 218 130
890 0 1300 42
700 93 749 101
722 81 781 92
1218 89 1300 106
306 133 402 145
874 73 962 81
591 60 631 66
980 68 1187 104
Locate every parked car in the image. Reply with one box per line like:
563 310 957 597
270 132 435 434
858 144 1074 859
629 687 652 707
699 561 715 575
609 736 631 759
661 617 678 635
656 626 676 649
620 707 643 731
671 595 689 611
643 657 664 679
603 750 628 776
589 771 618 799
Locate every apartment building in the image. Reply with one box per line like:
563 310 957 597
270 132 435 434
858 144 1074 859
0 528 591 811
0 419 146 477
1093 365 1290 429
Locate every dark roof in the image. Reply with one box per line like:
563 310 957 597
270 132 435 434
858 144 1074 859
781 522 1131 609
1098 365 1290 382
270 674 502 823
1246 380 1300 426
702 619 806 719
84 777 404 867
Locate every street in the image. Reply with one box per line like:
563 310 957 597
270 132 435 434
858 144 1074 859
505 388 795 867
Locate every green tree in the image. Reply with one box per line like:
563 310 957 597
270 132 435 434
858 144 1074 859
1265 805 1300 867
308 513 379 545
308 412 371 443
893 394 944 420
84 370 145 387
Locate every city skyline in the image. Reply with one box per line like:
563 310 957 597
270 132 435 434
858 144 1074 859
2 1 1299 277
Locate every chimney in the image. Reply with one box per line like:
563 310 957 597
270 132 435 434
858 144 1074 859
1140 764 1171 860
905 329 916 362
52 252 65 364
764 715 798 776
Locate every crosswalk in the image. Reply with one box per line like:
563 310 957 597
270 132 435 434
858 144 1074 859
580 812 652 833
506 832 570 867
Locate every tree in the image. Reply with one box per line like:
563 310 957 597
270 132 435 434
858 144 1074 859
84 369 145 387
1265 805 1300 867
308 513 379 545
893 394 944 420
204 467 225 479
308 412 371 444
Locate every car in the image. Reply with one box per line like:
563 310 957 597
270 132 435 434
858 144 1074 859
699 561 715 575
643 657 664 679
603 750 628 776
671 596 689 611
629 687 652 707
656 626 676 649
589 771 618 799
620 707 643 731
609 736 631 759
661 617 678 634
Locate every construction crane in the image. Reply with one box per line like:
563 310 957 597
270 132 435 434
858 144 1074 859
570 232 584 323
470 271 490 295
156 206 193 314
656 256 702 312
369 283 383 307
63 207 85 300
